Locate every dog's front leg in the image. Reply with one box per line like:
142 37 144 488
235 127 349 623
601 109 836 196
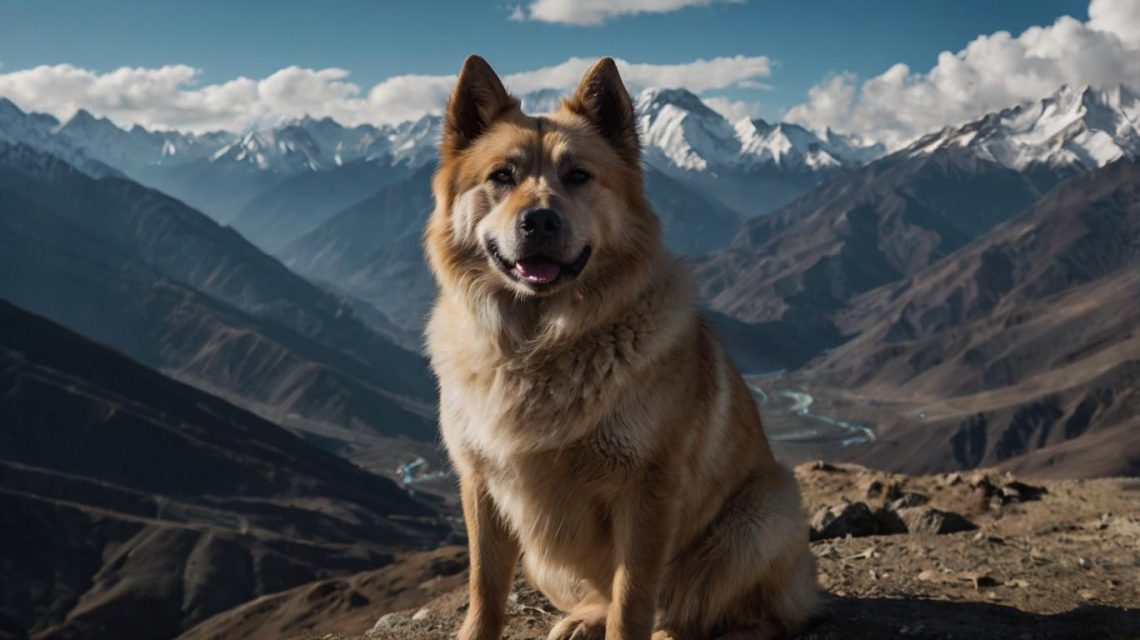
457 474 521 640
606 468 676 640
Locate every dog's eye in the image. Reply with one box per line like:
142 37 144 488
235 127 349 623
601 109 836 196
489 169 515 186
564 169 592 187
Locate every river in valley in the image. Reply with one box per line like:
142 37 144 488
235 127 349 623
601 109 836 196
746 378 876 454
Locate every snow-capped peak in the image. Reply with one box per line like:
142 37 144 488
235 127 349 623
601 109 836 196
735 119 843 169
636 87 878 174
906 84 1140 170
637 87 740 172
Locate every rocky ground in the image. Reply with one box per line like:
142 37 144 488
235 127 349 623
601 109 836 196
189 463 1140 640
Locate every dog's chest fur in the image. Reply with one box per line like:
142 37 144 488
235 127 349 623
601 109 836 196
428 278 692 568
484 436 632 573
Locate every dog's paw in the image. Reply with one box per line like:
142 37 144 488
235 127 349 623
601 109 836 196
546 606 607 640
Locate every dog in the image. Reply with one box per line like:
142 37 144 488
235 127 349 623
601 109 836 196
424 55 818 640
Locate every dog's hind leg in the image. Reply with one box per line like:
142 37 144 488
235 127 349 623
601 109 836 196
658 468 819 639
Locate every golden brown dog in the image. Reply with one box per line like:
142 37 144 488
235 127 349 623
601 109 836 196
424 55 818 640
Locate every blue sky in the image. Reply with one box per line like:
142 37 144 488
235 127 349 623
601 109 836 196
2 0 1135 146
1 0 1086 115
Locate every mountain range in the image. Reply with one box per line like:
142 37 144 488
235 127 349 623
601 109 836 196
0 87 880 258
0 300 447 639
699 85 1140 476
2 83 1138 472
0 140 438 460
810 158 1140 477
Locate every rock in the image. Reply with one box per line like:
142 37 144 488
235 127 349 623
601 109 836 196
961 571 999 589
864 479 885 499
998 480 1047 503
969 474 998 497
898 507 978 535
873 506 909 535
864 478 902 500
810 502 881 540
917 569 953 584
411 607 432 621
810 460 840 472
943 472 962 486
366 613 402 637
890 492 930 510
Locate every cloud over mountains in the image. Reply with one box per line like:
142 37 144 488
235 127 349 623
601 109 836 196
786 0 1140 148
1 0 1138 145
0 56 770 133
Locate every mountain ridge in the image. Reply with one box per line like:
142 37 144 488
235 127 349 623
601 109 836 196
0 298 447 640
0 140 439 455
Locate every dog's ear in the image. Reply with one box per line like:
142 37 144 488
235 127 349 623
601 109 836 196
565 57 638 160
443 55 517 154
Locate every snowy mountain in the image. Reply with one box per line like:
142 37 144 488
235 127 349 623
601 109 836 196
55 109 229 170
1 90 882 221
695 85 1140 332
0 97 449 222
0 99 122 176
634 88 885 216
636 87 883 173
207 115 441 174
906 84 1140 170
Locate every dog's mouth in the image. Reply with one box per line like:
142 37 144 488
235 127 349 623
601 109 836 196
486 239 592 289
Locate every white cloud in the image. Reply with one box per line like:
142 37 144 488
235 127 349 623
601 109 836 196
0 55 771 133
504 55 770 95
702 96 763 122
786 0 1140 149
516 0 741 26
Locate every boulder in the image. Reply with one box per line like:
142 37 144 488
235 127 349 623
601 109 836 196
873 507 909 535
811 502 881 540
898 507 978 535
890 491 930 510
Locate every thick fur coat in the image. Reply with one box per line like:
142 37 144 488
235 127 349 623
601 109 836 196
424 55 818 640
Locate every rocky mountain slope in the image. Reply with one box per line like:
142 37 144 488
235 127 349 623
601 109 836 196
690 88 1140 478
0 299 447 640
0 141 438 453
792 158 1140 478
699 84 1139 328
697 149 1064 327
180 463 1140 640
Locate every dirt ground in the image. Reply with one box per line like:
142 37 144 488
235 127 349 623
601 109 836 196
289 463 1139 639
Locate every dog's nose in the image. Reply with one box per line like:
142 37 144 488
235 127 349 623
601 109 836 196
519 208 562 240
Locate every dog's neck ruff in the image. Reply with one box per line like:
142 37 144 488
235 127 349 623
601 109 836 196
445 258 696 457
464 249 669 358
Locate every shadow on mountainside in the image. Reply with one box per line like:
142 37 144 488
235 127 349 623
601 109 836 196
800 595 1139 639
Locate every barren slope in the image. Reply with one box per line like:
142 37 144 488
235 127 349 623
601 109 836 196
184 464 1139 640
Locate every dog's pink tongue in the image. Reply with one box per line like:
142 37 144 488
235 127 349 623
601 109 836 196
514 259 560 284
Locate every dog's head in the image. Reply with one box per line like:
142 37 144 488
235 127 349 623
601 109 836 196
426 55 659 303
